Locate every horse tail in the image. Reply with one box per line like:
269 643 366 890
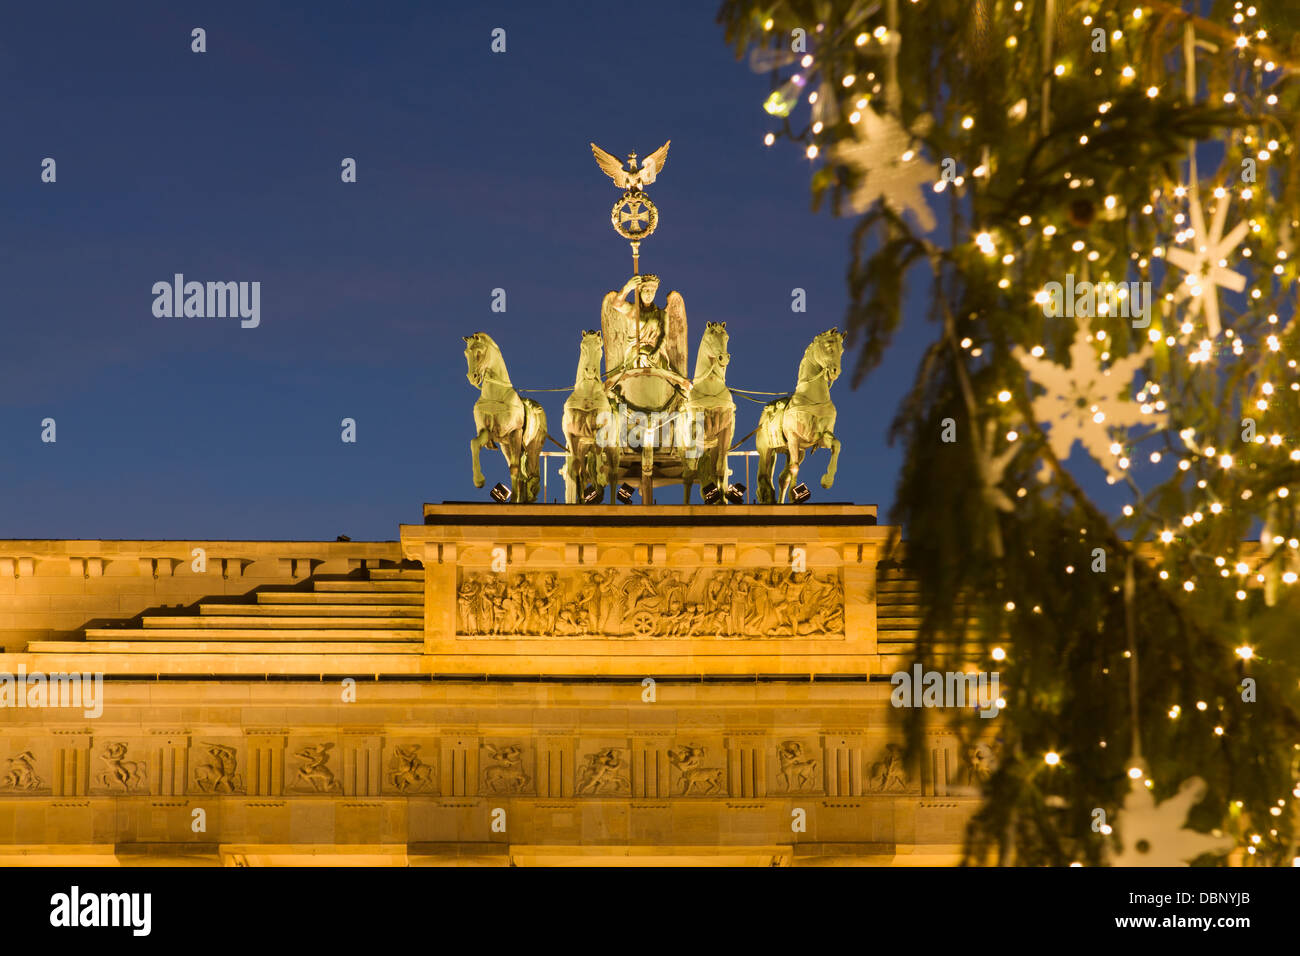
755 397 789 453
522 399 547 465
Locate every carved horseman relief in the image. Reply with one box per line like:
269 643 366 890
387 744 436 794
667 744 725 796
868 744 910 792
576 748 631 795
775 741 820 793
95 742 148 793
0 750 44 793
456 567 844 638
290 743 340 793
193 742 244 794
481 744 531 794
958 741 1000 789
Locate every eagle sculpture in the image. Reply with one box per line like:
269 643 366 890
590 141 671 190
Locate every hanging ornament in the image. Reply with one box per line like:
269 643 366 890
1011 319 1163 481
828 107 937 231
811 78 841 129
976 420 1017 513
1260 500 1299 607
1165 190 1249 338
1110 774 1235 866
763 73 808 118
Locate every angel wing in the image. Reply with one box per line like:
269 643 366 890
590 142 631 189
601 290 628 376
639 140 671 186
664 290 688 377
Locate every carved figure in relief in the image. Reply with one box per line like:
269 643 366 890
292 743 340 792
455 567 844 638
500 575 525 633
516 574 540 633
776 741 820 792
96 742 148 792
668 744 724 796
457 578 482 633
388 744 436 793
535 572 561 633
482 744 531 793
576 748 631 795
0 751 42 792
870 744 908 792
484 575 509 635
960 742 999 787
194 743 243 793
557 570 607 635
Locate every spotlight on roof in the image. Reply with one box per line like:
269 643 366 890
790 482 811 504
490 482 511 503
616 483 636 504
582 484 603 504
725 483 746 504
701 482 722 505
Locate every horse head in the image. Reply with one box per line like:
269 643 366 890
578 328 603 366
464 332 499 388
694 321 730 381
807 328 844 385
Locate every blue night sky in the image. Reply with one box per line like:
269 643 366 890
0 0 935 540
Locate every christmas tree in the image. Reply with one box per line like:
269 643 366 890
720 0 1300 865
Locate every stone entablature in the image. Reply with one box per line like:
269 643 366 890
0 505 991 865
402 503 887 675
0 682 981 865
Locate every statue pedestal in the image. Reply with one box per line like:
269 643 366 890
400 503 885 676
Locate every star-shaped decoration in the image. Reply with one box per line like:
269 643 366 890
1110 774 1235 867
828 107 937 232
1011 319 1162 481
1164 190 1249 338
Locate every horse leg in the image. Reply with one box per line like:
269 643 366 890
756 445 774 504
501 432 524 502
526 447 543 502
562 440 579 504
682 440 696 503
821 434 842 490
779 439 804 504
470 429 490 489
718 416 734 502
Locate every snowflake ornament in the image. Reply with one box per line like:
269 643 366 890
828 107 937 232
1012 319 1163 481
1110 774 1235 867
1164 189 1249 338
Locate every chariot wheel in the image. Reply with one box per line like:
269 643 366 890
631 611 656 636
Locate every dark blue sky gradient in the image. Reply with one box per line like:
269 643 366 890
0 0 936 539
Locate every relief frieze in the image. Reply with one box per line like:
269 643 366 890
456 567 844 638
